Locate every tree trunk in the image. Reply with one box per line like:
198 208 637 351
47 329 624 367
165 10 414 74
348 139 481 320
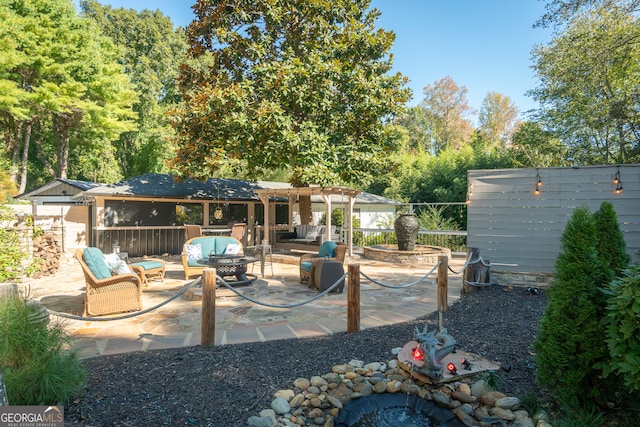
18 120 32 194
299 195 313 225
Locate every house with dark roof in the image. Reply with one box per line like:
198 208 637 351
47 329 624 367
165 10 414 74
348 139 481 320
21 173 400 257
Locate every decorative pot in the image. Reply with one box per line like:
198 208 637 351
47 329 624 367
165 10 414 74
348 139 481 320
394 213 419 251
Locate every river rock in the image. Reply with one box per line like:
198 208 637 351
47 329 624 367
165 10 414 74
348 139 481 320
247 415 274 427
386 380 402 393
452 406 477 427
353 382 373 396
471 379 491 397
348 359 364 368
364 362 382 371
496 396 521 410
451 390 475 403
271 396 290 415
480 391 507 406
293 378 310 390
310 376 328 387
373 381 387 394
274 389 294 401
289 393 305 408
513 410 535 427
492 406 515 421
458 383 471 396
326 394 343 409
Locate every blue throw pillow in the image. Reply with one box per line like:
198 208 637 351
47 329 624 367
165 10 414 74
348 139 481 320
318 241 337 258
83 247 112 279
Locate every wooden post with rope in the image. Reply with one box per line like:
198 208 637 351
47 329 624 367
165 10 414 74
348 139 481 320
347 264 360 333
463 247 480 293
201 268 217 346
437 255 448 331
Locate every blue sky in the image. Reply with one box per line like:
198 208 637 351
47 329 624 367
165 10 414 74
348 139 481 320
87 0 553 119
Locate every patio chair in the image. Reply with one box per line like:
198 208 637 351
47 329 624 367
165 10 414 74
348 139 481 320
299 241 346 285
184 224 202 241
230 223 247 247
75 248 142 316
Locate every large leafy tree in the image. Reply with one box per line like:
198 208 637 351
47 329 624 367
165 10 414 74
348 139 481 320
477 92 520 150
419 76 473 154
510 121 568 167
80 1 187 178
171 0 410 195
530 5 640 164
0 0 137 189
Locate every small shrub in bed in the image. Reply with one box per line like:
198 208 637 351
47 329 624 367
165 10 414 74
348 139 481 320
533 205 614 409
601 262 640 395
0 289 85 405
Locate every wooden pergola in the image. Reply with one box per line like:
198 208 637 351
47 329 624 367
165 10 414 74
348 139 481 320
254 186 362 255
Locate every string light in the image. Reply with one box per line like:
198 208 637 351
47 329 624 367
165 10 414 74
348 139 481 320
614 166 623 194
533 169 542 195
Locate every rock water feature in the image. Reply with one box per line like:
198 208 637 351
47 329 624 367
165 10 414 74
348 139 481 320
248 325 542 427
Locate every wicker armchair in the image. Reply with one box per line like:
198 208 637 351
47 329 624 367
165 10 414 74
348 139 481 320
299 241 346 285
75 248 142 316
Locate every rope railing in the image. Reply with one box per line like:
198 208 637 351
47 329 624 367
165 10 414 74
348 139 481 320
359 261 441 289
46 277 201 321
215 272 348 308
447 252 476 275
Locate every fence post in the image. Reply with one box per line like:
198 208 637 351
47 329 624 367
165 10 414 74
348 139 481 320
347 264 360 333
463 247 480 293
201 268 216 346
437 255 448 313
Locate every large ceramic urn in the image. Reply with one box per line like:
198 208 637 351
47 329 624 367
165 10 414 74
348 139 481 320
394 213 419 251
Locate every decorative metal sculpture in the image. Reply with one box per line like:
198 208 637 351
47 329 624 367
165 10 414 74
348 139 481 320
405 325 457 379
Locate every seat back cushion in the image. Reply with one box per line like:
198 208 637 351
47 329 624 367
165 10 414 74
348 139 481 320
83 247 112 279
189 237 217 257
214 237 241 254
318 241 337 258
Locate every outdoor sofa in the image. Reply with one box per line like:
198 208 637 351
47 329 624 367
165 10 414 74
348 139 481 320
181 236 243 279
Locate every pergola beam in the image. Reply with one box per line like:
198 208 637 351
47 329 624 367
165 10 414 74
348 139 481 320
254 186 362 255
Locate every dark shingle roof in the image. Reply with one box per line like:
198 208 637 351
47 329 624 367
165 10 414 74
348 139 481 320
77 173 399 205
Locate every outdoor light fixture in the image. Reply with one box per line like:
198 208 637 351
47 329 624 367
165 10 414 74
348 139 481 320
213 207 224 220
461 358 471 370
614 167 623 194
447 363 457 375
533 169 542 195
412 347 424 361
615 183 623 194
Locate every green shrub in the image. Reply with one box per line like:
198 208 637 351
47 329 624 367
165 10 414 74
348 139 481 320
0 290 85 405
601 263 640 393
593 201 631 275
533 205 614 409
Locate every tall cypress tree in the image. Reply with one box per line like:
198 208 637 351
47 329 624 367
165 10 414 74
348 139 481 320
594 201 631 276
533 206 613 408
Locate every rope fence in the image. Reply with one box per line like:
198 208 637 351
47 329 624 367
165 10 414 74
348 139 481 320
43 248 491 346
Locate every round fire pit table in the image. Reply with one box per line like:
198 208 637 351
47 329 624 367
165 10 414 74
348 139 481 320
197 254 258 286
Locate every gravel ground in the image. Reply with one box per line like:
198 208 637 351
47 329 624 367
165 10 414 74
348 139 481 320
64 284 548 426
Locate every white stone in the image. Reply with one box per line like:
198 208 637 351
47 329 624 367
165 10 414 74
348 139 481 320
271 396 291 415
364 362 381 372
391 347 403 355
348 359 364 368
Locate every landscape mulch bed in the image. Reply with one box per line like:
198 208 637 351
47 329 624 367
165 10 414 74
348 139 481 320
65 284 547 426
